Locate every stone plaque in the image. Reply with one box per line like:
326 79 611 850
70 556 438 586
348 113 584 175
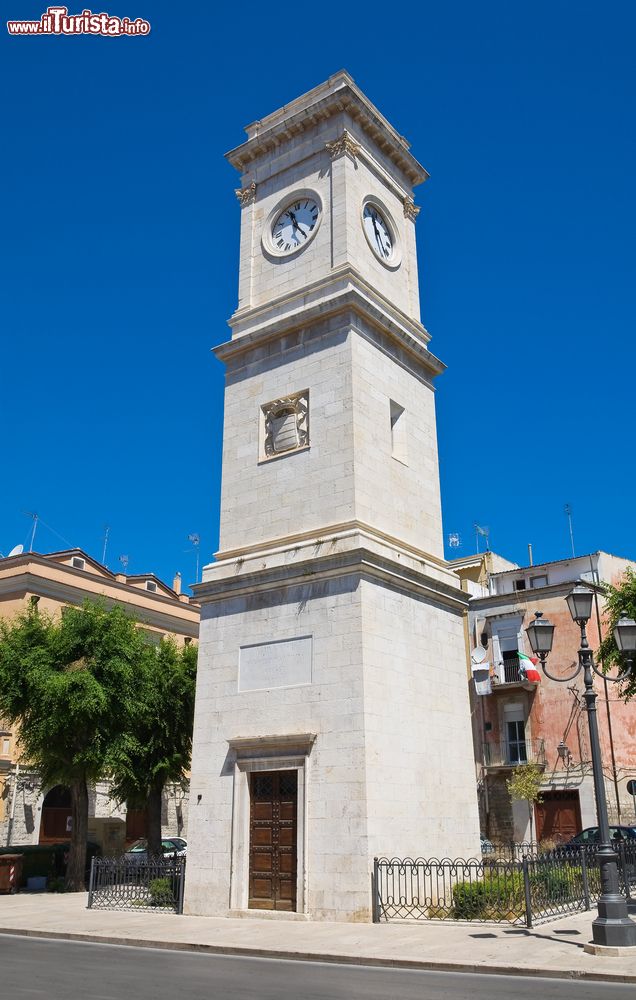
239 635 312 692
261 391 309 458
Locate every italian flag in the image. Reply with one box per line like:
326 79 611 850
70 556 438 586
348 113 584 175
519 652 541 683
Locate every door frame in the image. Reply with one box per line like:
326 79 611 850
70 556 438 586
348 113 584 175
227 735 314 915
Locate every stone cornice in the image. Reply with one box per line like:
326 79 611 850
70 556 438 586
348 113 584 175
215 274 444 381
227 733 316 757
193 543 468 616
214 518 450 570
225 72 428 188
228 265 430 343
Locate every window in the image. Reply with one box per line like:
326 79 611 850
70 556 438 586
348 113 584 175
145 581 158 593
262 391 309 459
506 720 527 765
2 738 10 755
514 579 526 591
390 399 408 465
530 575 548 589
72 556 85 570
140 628 164 645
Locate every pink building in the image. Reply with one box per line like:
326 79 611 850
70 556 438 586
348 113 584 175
453 551 636 844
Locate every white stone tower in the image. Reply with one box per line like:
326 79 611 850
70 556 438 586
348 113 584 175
185 72 480 921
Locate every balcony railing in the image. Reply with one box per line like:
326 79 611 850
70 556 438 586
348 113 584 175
491 655 529 685
483 738 546 768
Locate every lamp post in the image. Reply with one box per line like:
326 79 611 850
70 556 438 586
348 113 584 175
526 589 636 949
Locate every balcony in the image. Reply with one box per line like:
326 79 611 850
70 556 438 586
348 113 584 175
490 654 535 687
483 738 546 769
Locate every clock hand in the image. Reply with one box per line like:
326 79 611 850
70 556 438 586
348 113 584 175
288 210 308 239
371 217 386 256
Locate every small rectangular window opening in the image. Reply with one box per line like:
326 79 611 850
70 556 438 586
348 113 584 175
390 400 408 465
146 581 158 593
72 557 85 570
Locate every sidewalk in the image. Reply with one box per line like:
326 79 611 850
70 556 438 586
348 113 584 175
1 893 635 983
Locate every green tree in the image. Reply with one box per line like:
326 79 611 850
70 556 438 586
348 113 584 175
507 763 544 843
108 638 197 856
598 568 636 700
0 601 144 890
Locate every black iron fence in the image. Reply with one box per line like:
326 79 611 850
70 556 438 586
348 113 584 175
87 855 186 913
372 842 636 926
482 840 540 860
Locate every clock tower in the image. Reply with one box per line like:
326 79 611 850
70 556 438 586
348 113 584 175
186 72 480 921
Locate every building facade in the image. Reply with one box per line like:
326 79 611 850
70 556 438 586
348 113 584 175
0 548 199 853
185 72 481 922
458 551 636 843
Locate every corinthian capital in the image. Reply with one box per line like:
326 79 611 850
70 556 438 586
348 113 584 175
325 130 361 162
403 196 420 221
235 181 257 207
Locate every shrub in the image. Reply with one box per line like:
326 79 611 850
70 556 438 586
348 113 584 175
148 877 175 907
452 871 525 920
538 838 558 854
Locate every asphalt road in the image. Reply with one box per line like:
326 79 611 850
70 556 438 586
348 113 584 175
0 934 632 1000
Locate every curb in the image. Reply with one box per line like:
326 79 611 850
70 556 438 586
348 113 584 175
1 927 635 984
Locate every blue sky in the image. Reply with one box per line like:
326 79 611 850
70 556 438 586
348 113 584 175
2 2 635 591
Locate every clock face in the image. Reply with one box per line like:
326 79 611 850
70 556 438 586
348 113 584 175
272 198 320 253
363 203 393 260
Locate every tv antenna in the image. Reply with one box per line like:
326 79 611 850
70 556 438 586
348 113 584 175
101 525 110 566
564 503 575 558
474 523 490 553
24 512 39 552
118 554 129 572
188 533 200 583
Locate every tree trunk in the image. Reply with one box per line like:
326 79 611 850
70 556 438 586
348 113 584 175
529 802 535 844
146 779 163 857
66 778 89 891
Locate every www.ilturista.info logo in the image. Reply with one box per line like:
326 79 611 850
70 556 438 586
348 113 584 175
7 7 150 35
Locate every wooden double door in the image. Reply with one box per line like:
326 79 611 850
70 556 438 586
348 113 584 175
249 770 298 911
535 790 581 843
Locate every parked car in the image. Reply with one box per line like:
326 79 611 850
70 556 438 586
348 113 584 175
125 837 187 861
564 826 636 848
480 834 495 855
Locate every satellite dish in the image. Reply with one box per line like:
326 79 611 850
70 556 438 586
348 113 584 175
8 544 24 557
471 646 488 664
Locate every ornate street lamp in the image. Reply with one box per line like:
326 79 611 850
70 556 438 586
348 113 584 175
525 611 555 661
557 740 573 768
614 614 636 667
526 588 636 950
565 584 594 625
